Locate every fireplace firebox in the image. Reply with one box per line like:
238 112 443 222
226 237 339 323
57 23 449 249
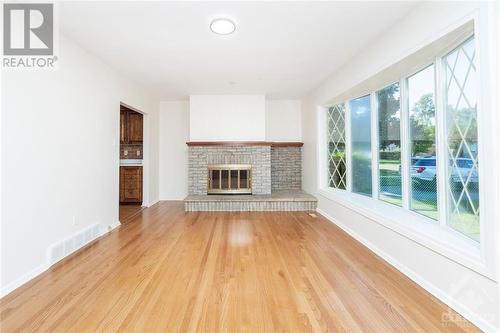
208 164 252 194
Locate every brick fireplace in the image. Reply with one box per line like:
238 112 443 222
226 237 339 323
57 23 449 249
185 141 316 211
188 145 271 195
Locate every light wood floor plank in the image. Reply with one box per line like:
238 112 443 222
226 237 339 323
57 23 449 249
0 202 480 332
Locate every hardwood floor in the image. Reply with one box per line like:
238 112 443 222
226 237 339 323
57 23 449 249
119 204 144 223
0 202 478 332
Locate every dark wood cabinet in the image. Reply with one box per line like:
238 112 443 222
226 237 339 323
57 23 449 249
120 166 143 204
120 107 143 144
127 112 143 143
120 111 127 144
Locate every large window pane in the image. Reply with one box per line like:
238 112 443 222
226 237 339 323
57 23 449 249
444 37 479 241
350 95 372 196
408 65 437 220
327 104 347 189
377 83 402 206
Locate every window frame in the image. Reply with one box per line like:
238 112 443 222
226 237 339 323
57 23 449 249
405 64 439 221
349 94 373 197
439 36 481 242
326 103 348 190
371 91 379 201
318 18 496 280
374 82 403 207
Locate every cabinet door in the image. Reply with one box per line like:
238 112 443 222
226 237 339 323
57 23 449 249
120 110 128 144
120 166 143 203
119 166 125 202
127 112 143 143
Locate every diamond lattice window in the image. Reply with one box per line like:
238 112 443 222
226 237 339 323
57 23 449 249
327 104 347 189
444 37 480 241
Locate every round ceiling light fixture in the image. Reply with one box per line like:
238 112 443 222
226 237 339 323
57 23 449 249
210 18 236 35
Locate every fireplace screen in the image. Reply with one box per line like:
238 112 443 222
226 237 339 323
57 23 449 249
208 164 252 194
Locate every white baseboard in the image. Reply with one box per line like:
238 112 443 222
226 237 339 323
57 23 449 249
1 221 117 299
316 208 497 333
147 199 159 207
0 262 50 298
158 195 188 201
106 221 121 232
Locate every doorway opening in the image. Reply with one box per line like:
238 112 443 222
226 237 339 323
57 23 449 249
119 103 145 223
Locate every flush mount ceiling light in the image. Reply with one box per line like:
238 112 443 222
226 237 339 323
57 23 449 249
210 18 236 35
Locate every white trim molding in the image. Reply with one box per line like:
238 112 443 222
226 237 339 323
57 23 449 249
147 199 160 208
0 263 50 299
1 220 121 299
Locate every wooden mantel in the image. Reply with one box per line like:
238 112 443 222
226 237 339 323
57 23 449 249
186 141 303 147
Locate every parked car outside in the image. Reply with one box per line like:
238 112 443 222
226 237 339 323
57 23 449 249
398 157 422 175
401 156 478 185
411 156 436 183
450 158 478 184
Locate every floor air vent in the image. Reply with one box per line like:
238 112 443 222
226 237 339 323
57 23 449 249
48 223 101 265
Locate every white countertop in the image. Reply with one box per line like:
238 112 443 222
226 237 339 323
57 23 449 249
120 159 143 166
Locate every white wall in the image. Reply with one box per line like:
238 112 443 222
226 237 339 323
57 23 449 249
159 101 189 200
158 98 302 200
265 100 301 141
302 2 499 331
189 95 301 142
189 95 265 141
1 34 160 296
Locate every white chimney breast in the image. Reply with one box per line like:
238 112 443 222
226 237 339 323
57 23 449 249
189 95 265 141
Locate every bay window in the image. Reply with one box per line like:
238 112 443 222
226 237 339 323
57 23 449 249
323 33 482 244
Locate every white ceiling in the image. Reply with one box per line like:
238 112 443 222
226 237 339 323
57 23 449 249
60 1 418 100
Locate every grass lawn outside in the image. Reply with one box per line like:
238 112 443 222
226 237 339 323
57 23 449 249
379 194 402 206
410 198 479 241
379 159 401 165
411 199 438 220
449 213 480 242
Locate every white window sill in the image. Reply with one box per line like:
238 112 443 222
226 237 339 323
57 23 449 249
318 187 494 279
